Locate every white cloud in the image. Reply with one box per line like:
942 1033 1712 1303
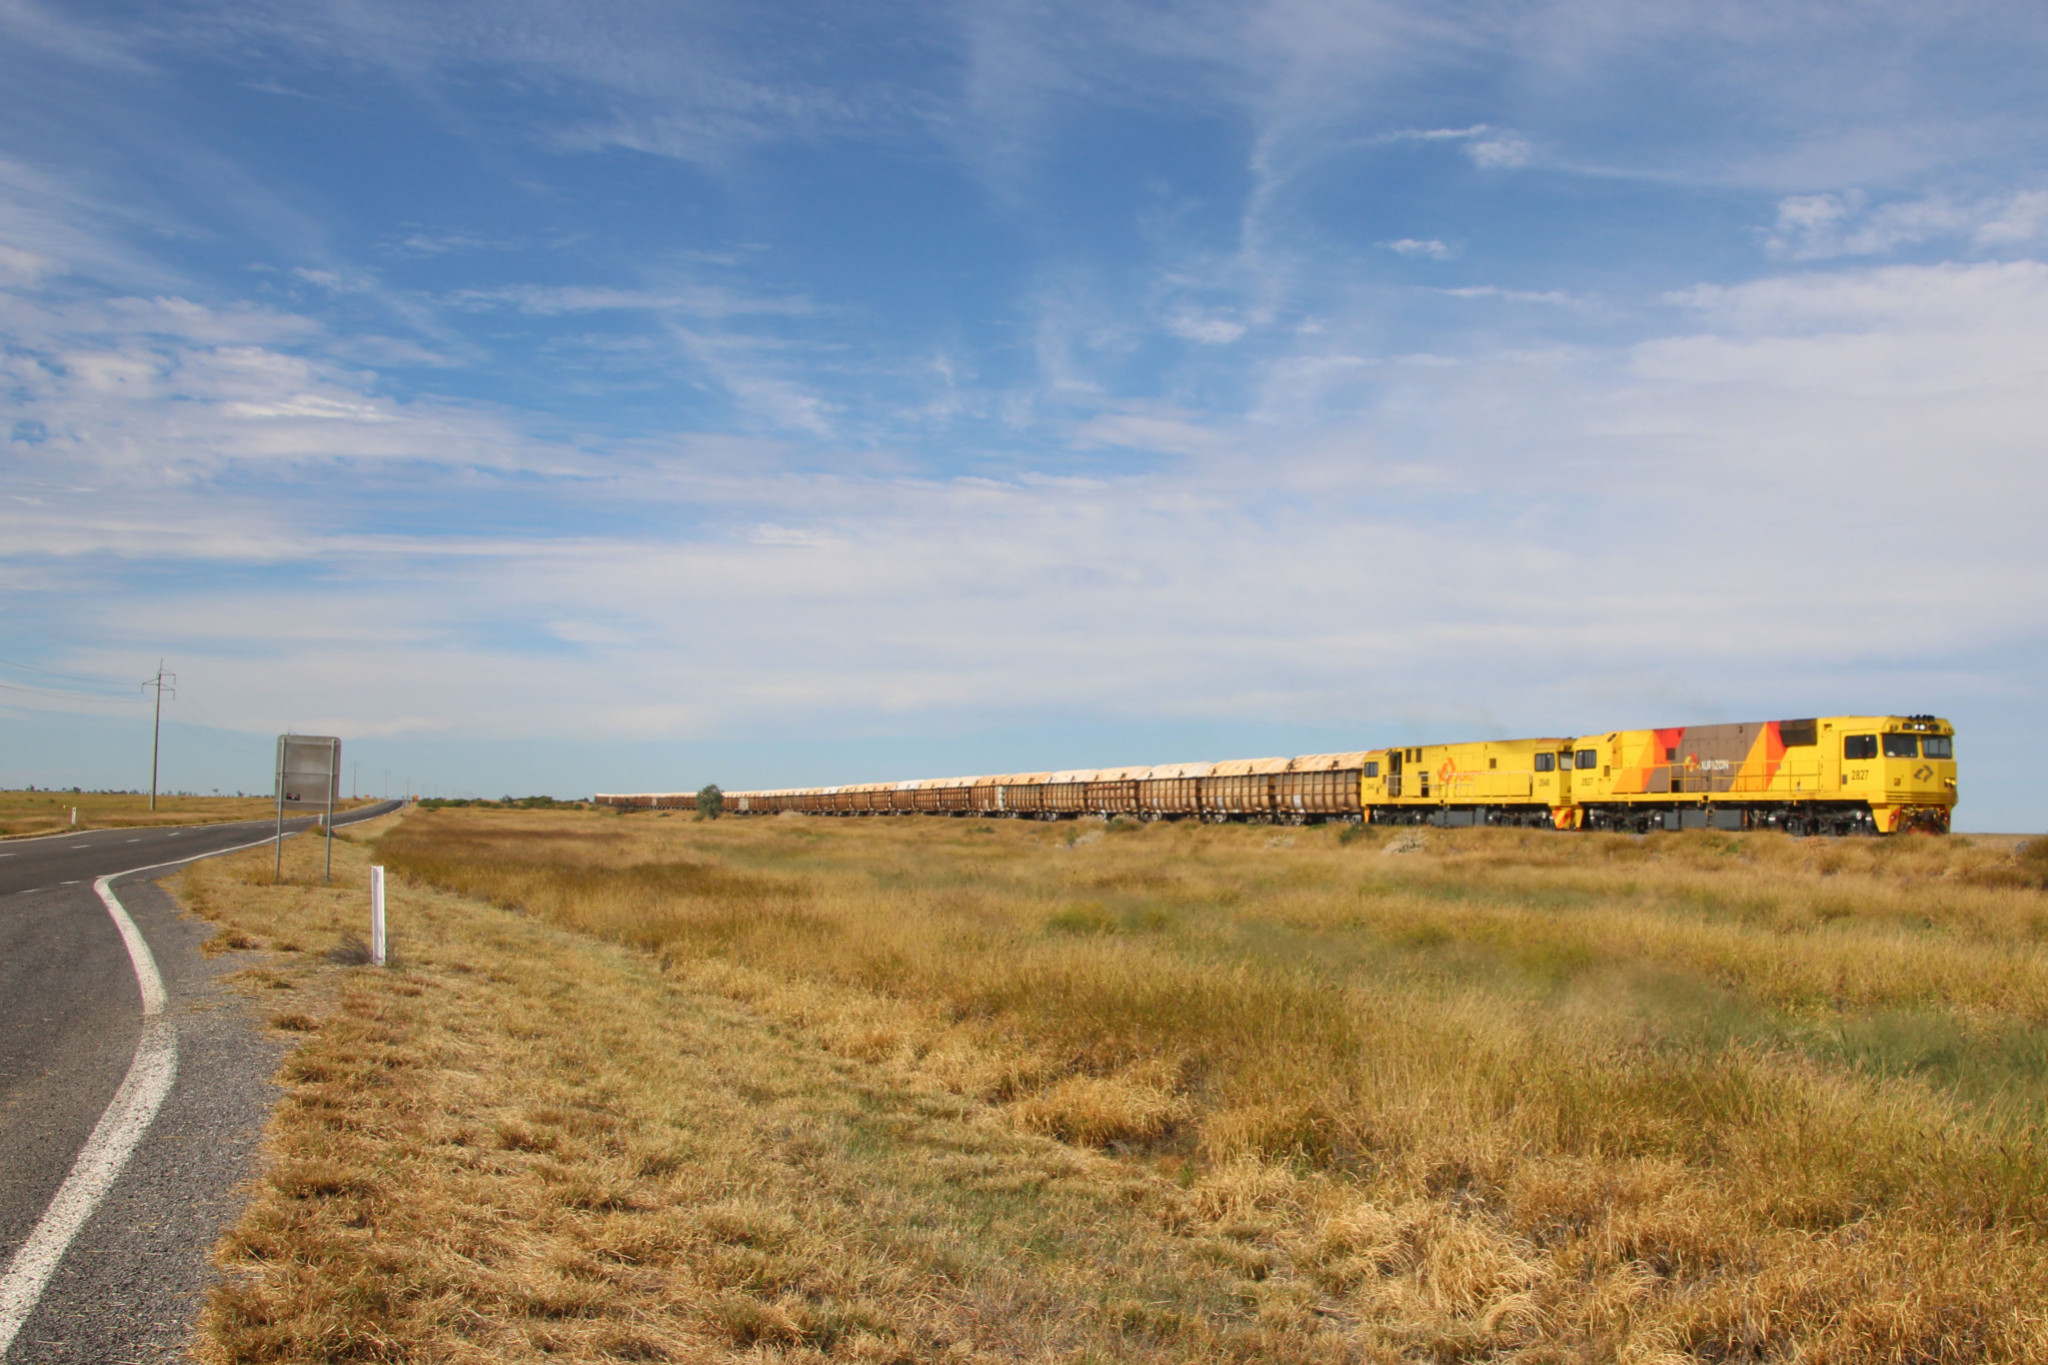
0 0 148 72
1976 190 2048 246
0 287 540 480
1383 238 1456 259
219 392 397 423
1765 188 2048 259
391 231 518 256
1165 311 1247 344
1360 123 1533 171
547 618 636 647
663 322 838 438
0 241 56 284
1072 407 1237 456
1664 260 2048 334
448 283 813 317
1372 125 1493 145
183 0 903 171
0 156 179 290
1439 285 1572 303
1467 133 1532 169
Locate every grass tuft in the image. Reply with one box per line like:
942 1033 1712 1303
203 927 260 955
325 933 373 966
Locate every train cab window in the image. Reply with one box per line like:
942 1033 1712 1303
1882 733 1919 759
1363 761 1380 778
1923 736 1953 760
1533 753 1555 773
1575 749 1598 770
1844 735 1878 761
1664 747 1677 761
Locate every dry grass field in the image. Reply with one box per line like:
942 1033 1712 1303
181 808 2048 1362
0 790 365 839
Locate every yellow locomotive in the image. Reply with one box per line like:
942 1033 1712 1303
1557 715 1954 835
1354 715 1954 834
598 713 1956 836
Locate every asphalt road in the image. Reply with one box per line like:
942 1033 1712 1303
0 802 400 1363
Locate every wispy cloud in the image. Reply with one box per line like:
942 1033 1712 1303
1367 124 1531 165
0 0 149 72
1976 191 2048 245
1466 132 1531 169
1438 284 1573 303
0 240 56 284
1164 311 1247 344
449 283 813 318
1764 188 2048 260
388 230 521 257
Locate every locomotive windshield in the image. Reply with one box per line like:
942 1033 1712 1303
1864 733 1953 760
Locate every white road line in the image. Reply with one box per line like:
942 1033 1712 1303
0 830 289 1356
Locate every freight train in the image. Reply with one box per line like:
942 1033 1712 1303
595 714 1956 836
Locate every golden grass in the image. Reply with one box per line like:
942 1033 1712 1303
0 789 372 838
185 810 2048 1361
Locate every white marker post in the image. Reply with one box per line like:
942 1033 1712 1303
369 865 387 967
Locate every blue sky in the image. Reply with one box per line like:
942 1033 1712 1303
3 1 2045 827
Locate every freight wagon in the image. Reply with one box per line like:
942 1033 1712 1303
597 713 1955 835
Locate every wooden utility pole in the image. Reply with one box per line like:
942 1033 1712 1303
140 661 176 811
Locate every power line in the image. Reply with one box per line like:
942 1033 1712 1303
0 679 142 705
0 657 133 689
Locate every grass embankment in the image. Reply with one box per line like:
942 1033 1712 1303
0 790 368 838
185 811 2048 1361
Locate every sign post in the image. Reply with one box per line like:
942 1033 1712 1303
274 735 342 883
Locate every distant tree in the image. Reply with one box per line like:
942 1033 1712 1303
696 784 723 819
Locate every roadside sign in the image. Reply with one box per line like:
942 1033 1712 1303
276 736 341 808
275 735 341 882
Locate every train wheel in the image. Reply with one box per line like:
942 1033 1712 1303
1783 815 1804 837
